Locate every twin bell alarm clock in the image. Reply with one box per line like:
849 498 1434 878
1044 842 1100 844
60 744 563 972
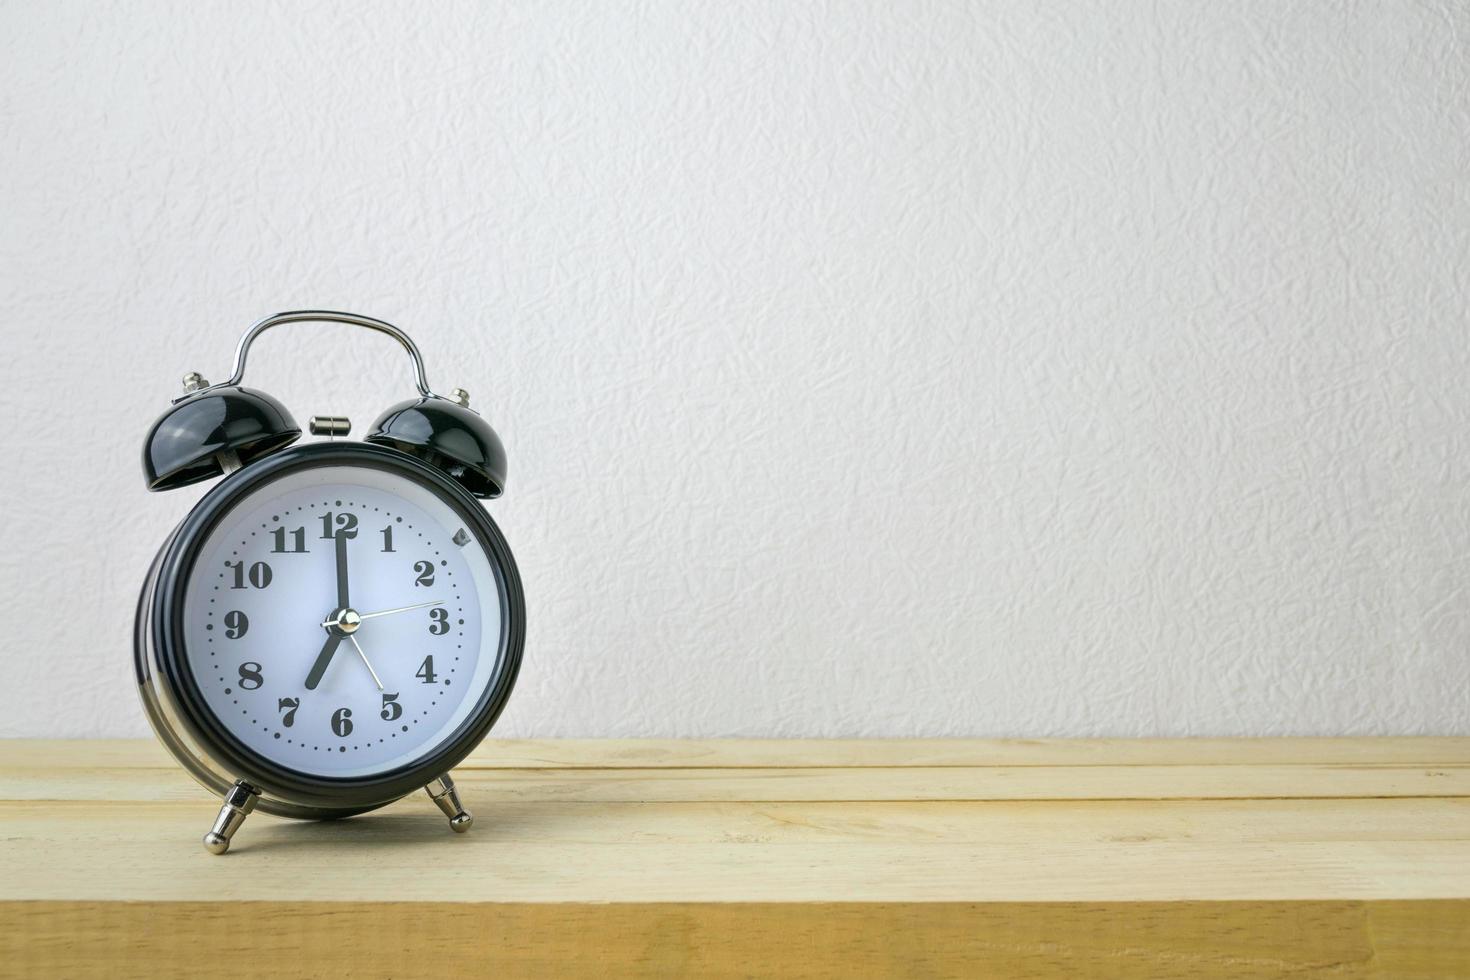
135 311 525 854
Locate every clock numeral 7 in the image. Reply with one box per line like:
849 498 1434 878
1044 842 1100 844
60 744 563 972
277 697 299 728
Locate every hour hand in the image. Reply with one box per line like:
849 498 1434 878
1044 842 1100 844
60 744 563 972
334 531 350 609
304 634 343 691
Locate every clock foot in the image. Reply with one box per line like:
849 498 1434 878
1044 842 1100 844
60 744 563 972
203 781 259 855
425 773 473 833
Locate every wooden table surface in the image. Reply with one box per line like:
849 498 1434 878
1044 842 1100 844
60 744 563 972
1 738 1467 977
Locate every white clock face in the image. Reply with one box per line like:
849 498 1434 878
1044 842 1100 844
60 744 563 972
180 462 507 778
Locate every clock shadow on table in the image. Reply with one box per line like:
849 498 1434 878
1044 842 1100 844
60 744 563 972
232 801 553 856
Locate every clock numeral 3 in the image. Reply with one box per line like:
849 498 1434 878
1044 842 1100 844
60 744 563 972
223 610 249 639
428 608 449 635
331 707 354 738
277 697 299 728
271 526 308 553
320 512 359 539
380 692 402 721
414 560 435 587
237 662 263 690
225 561 272 590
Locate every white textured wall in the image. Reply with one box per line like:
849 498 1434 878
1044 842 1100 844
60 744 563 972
2 1 1468 738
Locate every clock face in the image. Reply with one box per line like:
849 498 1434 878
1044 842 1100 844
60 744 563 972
178 461 509 779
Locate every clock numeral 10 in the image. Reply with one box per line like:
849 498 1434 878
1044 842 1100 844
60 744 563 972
225 560 272 590
271 526 308 553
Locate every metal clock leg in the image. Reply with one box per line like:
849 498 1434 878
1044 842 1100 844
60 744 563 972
203 781 260 855
425 773 473 832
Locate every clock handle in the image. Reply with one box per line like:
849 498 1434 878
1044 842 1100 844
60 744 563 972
177 309 447 403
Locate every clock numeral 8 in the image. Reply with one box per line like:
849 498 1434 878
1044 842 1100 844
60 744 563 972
331 707 353 738
428 607 449 635
237 662 263 690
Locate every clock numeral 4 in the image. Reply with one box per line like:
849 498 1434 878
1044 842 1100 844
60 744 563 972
380 692 402 721
416 656 438 684
331 707 353 738
271 526 308 554
225 560 272 590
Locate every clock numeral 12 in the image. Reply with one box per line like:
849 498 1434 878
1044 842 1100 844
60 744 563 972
320 512 359 539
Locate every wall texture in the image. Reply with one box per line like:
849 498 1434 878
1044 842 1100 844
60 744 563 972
2 1 1468 738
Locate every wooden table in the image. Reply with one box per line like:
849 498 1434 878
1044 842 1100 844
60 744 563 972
1 739 1467 977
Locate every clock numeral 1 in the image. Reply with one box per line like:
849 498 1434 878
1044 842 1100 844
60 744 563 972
416 656 438 684
225 560 272 590
380 525 395 552
331 707 354 738
271 526 308 553
320 511 359 539
380 692 402 721
277 697 299 728
237 662 263 690
428 608 449 635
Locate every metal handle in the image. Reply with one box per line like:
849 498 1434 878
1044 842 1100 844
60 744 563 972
180 310 443 402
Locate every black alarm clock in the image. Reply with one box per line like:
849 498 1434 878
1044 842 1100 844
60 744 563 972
135 311 525 854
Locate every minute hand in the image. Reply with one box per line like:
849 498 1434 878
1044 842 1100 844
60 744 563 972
337 599 445 625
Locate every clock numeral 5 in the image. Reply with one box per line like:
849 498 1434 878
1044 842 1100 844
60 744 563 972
225 560 272 589
380 692 402 721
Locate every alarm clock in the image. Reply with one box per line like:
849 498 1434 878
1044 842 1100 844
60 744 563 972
135 311 525 854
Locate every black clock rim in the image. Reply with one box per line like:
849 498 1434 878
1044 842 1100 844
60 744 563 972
150 441 525 810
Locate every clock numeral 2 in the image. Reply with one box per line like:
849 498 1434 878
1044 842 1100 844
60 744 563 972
414 560 435 587
277 697 299 728
320 512 359 539
380 692 402 721
332 707 354 738
225 560 272 589
237 662 263 690
428 608 449 635
271 526 308 553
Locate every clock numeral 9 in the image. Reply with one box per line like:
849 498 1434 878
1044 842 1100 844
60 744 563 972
237 662 263 690
414 560 435 587
225 560 272 590
223 610 249 639
320 511 359 539
380 692 402 721
331 707 353 738
428 608 449 635
271 526 308 554
277 697 299 728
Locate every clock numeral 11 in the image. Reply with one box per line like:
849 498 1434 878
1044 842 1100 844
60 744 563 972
271 526 307 553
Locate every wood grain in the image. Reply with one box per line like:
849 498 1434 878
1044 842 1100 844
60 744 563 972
1 739 1467 977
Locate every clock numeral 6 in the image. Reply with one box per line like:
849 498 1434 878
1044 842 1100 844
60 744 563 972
320 511 359 539
428 607 449 635
414 560 435 587
331 707 353 738
277 697 299 728
380 692 402 721
225 560 272 590
223 610 249 639
237 662 263 691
